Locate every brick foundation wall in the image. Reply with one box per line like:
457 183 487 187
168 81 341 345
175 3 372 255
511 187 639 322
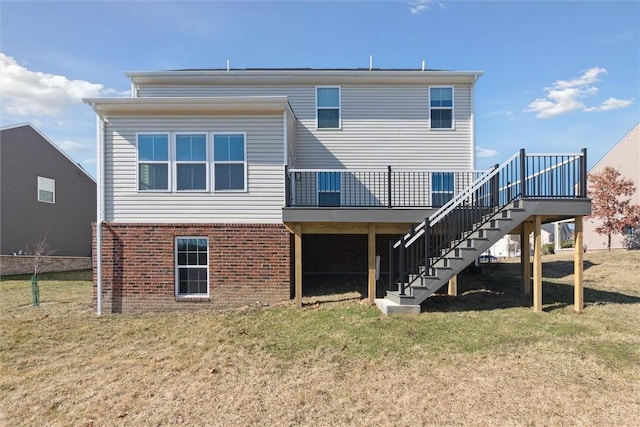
0 255 92 276
93 223 291 313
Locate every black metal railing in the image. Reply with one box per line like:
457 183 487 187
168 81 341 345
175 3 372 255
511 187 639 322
284 167 484 208
388 149 588 295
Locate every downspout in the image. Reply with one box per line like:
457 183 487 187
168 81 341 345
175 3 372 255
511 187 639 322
94 106 105 315
470 74 480 171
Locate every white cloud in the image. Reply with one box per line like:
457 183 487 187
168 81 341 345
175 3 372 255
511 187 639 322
585 97 635 112
0 53 114 117
476 146 499 159
485 110 515 120
57 140 90 152
409 0 436 14
526 67 633 118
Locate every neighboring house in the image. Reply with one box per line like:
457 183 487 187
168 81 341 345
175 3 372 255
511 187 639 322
487 221 573 258
584 123 640 251
86 68 590 314
0 123 96 257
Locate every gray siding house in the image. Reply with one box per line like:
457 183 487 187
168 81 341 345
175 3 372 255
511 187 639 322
86 68 590 315
0 123 97 257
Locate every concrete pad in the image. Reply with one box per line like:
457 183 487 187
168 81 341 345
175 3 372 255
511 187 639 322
374 298 421 315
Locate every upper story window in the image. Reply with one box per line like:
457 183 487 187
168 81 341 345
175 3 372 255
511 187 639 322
176 134 207 191
213 133 246 191
316 87 341 129
429 87 454 129
138 134 169 191
37 176 55 203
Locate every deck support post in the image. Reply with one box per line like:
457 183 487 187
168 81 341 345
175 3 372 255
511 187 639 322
521 222 532 295
533 215 543 313
448 275 458 296
294 223 303 309
574 216 584 313
368 224 376 303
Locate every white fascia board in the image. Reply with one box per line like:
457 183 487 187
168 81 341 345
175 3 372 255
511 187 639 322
125 70 484 87
82 96 291 116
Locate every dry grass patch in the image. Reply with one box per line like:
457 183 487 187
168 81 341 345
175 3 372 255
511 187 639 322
1 251 640 426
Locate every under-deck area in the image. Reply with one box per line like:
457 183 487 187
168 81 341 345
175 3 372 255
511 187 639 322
284 149 592 314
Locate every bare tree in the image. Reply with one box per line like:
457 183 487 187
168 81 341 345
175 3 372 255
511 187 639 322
588 166 640 251
28 234 57 306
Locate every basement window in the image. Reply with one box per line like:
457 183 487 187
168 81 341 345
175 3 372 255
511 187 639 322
175 237 209 297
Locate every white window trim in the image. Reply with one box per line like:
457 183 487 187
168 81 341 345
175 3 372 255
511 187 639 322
316 86 342 130
136 132 171 192
174 132 209 192
212 132 248 193
428 86 455 130
175 236 210 298
37 176 55 204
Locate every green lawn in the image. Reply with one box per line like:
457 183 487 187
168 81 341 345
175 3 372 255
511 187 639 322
1 250 639 426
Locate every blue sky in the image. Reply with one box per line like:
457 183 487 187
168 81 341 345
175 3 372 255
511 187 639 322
1 0 638 178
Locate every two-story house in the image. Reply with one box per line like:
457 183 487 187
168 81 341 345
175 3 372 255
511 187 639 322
86 68 590 315
0 123 96 260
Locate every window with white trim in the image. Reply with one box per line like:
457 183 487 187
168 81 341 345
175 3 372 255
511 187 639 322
316 86 341 129
317 172 341 207
175 237 209 296
137 134 169 191
175 133 207 191
431 172 454 207
429 87 454 129
37 176 55 203
213 133 246 191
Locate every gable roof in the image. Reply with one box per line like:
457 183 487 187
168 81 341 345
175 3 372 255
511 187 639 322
0 123 96 183
590 123 639 172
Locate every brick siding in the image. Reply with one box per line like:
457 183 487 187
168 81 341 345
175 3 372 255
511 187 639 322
93 223 291 313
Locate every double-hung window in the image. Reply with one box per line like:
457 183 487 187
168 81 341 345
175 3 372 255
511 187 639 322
213 133 246 191
176 133 207 191
316 87 341 129
431 172 454 207
138 134 169 191
429 87 454 129
317 172 341 207
175 237 209 297
37 176 55 203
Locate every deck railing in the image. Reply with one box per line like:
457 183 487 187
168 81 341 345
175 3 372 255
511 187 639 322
388 149 588 295
285 167 486 208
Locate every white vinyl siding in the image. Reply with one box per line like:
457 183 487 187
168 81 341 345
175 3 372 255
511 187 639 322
104 115 285 223
135 84 474 171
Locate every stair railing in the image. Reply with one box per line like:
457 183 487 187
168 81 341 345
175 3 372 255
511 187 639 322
388 148 587 296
